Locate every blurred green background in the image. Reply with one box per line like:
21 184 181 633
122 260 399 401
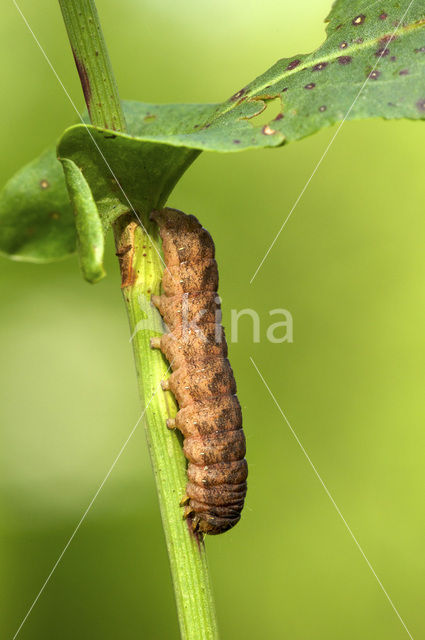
1 1 424 638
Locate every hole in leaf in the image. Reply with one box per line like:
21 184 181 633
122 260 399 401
248 97 282 127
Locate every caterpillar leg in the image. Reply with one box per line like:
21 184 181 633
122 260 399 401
161 379 170 390
179 495 190 506
183 504 195 519
150 337 161 349
166 418 176 430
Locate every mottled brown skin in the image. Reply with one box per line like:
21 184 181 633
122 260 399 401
150 208 247 535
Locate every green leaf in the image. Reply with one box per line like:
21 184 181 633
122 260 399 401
1 1 424 268
208 0 425 144
60 157 105 282
0 97 283 269
94 4 425 151
57 124 198 281
119 99 284 151
0 104 200 270
0 148 75 262
57 123 199 221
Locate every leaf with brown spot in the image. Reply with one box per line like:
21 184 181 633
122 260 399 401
203 0 425 146
0 148 75 263
63 1 422 152
1 1 425 271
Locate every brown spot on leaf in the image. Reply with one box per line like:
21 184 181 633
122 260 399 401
380 34 396 45
313 62 328 71
339 42 348 49
230 88 246 102
416 98 425 112
40 179 49 189
281 87 288 92
338 56 352 64
375 47 390 57
414 46 425 53
399 69 409 75
336 23 343 30
304 82 316 90
352 14 366 26
287 59 301 70
354 37 364 44
369 70 381 80
319 105 327 112
379 12 388 20
274 113 284 121
233 139 241 144
390 56 397 61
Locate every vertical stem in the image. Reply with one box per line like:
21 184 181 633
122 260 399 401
58 2 219 638
59 0 126 131
115 216 219 639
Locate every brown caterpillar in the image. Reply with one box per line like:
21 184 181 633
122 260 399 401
150 208 247 535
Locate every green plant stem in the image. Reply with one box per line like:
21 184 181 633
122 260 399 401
58 0 126 131
58 1 219 638
114 215 219 639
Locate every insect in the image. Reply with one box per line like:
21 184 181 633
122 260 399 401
150 208 247 535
